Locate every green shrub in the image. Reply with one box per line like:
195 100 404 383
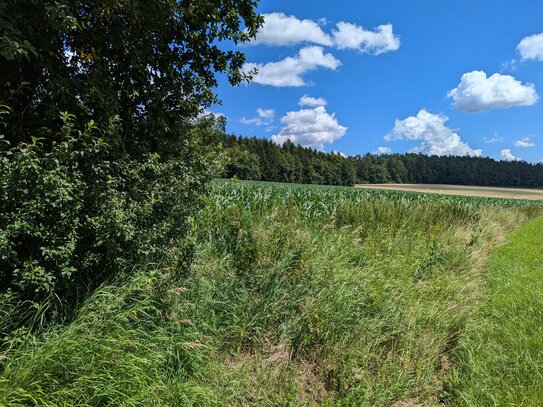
0 114 214 334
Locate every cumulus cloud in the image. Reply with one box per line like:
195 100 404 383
514 137 535 148
271 106 347 150
240 108 276 126
374 146 392 155
517 33 543 61
250 13 401 56
385 109 482 157
500 149 520 161
299 95 327 107
244 14 401 87
332 23 400 54
244 46 341 87
448 71 538 113
251 13 332 46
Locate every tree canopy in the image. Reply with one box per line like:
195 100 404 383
1 0 262 154
0 0 262 325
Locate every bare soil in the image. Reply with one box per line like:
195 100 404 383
355 184 543 200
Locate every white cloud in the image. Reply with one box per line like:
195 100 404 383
448 71 538 113
244 46 341 87
332 23 400 54
239 117 262 125
251 12 333 47
240 108 275 126
332 150 348 158
385 109 482 157
244 15 400 88
517 33 543 61
200 109 225 119
272 106 347 150
374 146 392 155
501 59 518 72
514 137 535 148
257 108 275 119
500 149 520 161
250 13 401 57
483 134 503 144
299 95 327 107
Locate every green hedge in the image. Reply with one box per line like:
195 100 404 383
0 114 213 334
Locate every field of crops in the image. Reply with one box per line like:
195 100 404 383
2 180 543 406
219 180 543 212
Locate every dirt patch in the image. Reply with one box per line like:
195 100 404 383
391 399 426 407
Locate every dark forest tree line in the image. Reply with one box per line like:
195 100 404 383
213 132 543 187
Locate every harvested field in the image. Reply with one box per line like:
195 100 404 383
356 184 543 200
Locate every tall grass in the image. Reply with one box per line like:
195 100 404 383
1 180 541 406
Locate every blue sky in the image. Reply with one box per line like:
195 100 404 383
212 0 543 163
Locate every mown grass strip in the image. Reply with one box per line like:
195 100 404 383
447 215 543 406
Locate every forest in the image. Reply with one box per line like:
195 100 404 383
216 132 543 187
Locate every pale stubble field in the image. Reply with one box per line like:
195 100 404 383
356 183 543 200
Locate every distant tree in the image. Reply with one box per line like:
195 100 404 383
206 133 543 188
385 156 408 182
225 146 262 180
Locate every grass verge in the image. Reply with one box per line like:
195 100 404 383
446 215 543 406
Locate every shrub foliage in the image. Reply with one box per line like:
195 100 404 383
0 0 261 331
0 114 217 331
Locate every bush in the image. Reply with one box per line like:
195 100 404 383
0 113 215 333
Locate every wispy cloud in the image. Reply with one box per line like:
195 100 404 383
483 134 503 144
240 108 276 126
374 146 392 155
514 137 535 148
299 95 327 107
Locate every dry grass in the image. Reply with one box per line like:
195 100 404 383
356 184 543 200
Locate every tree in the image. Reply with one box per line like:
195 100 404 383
0 0 263 154
225 146 261 180
385 156 408 182
0 0 263 326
